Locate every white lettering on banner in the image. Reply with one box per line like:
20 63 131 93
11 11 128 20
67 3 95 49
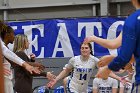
107 21 124 56
22 24 45 58
9 20 124 58
52 23 74 57
11 26 18 30
78 22 102 55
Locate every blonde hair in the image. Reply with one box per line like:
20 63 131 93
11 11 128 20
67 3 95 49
13 34 28 53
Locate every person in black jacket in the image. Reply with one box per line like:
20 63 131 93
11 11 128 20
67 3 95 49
13 34 55 93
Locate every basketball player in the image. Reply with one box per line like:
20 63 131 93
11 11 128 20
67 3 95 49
47 43 99 93
93 77 118 93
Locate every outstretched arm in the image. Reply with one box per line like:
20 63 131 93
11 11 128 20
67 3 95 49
1 40 40 74
98 55 115 67
47 68 71 88
97 21 136 76
84 32 122 49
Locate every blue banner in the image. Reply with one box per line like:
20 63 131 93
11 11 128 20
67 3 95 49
8 17 125 58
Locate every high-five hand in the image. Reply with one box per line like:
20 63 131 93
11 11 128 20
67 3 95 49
96 66 111 79
22 62 40 74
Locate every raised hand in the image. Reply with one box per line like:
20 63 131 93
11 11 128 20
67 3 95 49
33 62 45 72
30 53 36 60
120 75 131 85
98 55 115 67
84 36 95 44
22 62 40 74
96 66 111 79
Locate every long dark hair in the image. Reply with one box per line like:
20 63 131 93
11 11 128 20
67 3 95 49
1 26 14 41
0 21 7 37
80 43 93 55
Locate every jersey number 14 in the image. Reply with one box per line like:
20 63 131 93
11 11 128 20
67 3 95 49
79 74 87 80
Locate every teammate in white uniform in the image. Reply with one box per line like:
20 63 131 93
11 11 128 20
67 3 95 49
93 77 118 93
47 43 99 93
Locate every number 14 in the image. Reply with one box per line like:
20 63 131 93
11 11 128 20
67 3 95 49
79 74 87 80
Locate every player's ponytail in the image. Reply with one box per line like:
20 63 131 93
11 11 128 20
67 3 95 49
87 43 93 56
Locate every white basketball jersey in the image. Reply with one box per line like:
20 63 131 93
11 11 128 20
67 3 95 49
66 55 99 84
93 77 118 93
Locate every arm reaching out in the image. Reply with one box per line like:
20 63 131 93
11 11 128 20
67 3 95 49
47 68 71 88
98 55 115 67
1 39 40 74
84 33 122 49
22 62 40 74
